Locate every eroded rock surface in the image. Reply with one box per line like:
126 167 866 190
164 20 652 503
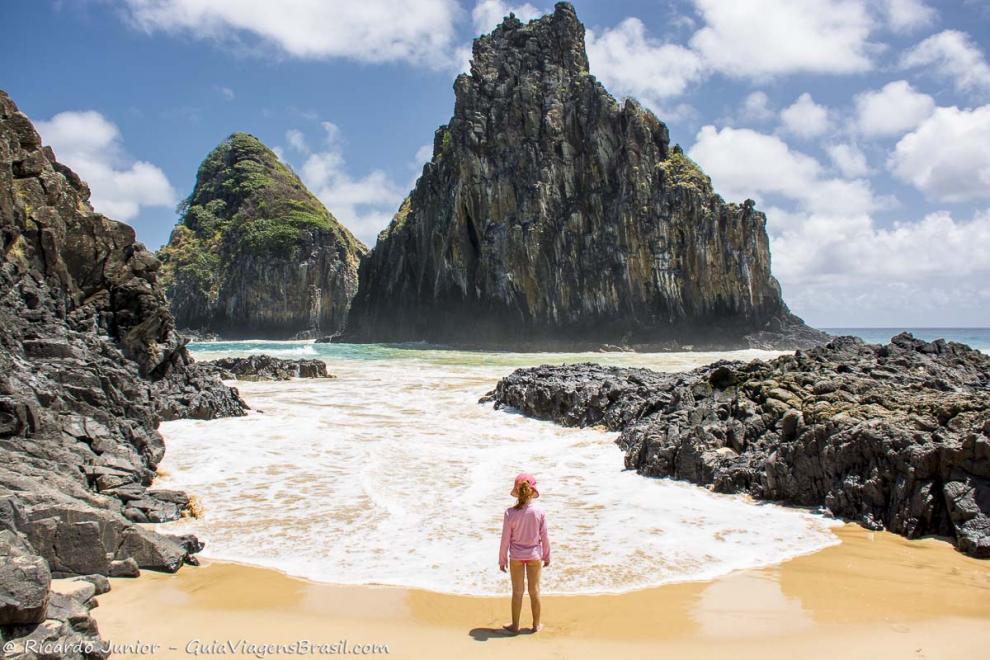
1 574 109 660
490 333 990 558
340 3 826 351
1 90 246 652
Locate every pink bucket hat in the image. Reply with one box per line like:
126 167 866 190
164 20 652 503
510 473 540 498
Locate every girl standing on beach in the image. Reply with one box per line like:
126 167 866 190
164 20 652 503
498 473 551 634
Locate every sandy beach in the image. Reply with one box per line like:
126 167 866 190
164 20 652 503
88 524 990 660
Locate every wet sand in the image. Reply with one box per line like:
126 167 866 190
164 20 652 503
91 524 990 659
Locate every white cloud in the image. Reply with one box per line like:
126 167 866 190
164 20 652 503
689 126 819 204
689 0 877 78
779 93 832 138
454 44 474 74
889 105 990 203
122 0 461 68
286 122 406 246
285 129 309 154
35 110 175 222
471 0 540 33
586 18 705 110
770 209 990 326
582 1 884 108
853 80 934 137
740 91 774 122
582 0 892 109
826 143 872 178
688 125 877 216
900 30 990 96
690 124 990 325
216 85 235 101
413 143 433 165
879 0 936 33
405 144 435 189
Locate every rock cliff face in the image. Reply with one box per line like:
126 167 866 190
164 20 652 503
158 133 366 339
0 90 245 649
340 3 825 350
489 333 990 558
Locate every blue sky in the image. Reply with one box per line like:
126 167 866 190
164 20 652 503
2 0 989 326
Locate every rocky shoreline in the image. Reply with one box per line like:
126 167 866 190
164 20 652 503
202 355 331 381
487 333 990 558
1 91 246 656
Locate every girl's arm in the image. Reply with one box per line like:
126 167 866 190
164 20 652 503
498 509 511 569
540 512 551 565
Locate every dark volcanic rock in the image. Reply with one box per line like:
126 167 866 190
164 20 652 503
1 581 107 660
489 333 990 558
158 133 366 339
0 90 246 651
339 3 826 351
154 359 248 421
0 531 50 626
203 354 330 380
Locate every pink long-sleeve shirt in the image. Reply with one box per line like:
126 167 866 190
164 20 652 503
499 503 550 566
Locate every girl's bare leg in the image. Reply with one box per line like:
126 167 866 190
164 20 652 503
525 560 542 631
504 560 525 632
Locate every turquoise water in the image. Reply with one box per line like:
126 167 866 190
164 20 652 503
185 340 785 370
186 327 990 366
823 328 990 353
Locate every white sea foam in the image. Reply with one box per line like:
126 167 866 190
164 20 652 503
158 345 841 595
190 341 319 361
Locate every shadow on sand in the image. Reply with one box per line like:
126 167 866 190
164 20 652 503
469 627 536 641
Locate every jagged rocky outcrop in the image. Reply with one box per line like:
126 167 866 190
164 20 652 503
158 133 366 339
202 355 330 381
489 333 990 558
1 545 110 660
340 3 826 351
0 90 245 652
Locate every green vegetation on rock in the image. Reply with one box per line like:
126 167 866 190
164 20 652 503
160 224 222 301
157 132 366 336
168 132 359 257
378 196 412 242
658 145 712 193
